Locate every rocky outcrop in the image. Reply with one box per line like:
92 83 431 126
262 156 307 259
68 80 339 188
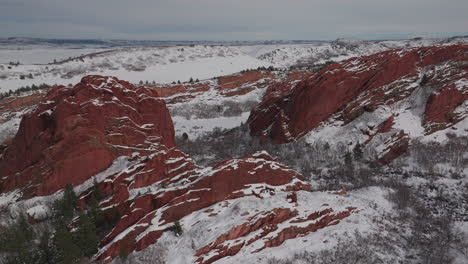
149 70 313 105
376 131 410 164
0 92 45 145
248 44 468 145
0 75 175 197
1 76 357 264
95 151 311 262
423 81 468 134
195 207 355 264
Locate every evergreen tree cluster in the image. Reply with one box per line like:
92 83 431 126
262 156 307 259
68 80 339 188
170 221 183 237
0 181 107 264
288 60 335 71
240 65 278 73
0 83 51 100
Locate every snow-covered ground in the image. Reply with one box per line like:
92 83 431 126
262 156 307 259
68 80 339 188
172 112 250 139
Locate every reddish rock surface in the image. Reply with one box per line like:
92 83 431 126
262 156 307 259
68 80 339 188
195 207 356 264
148 70 313 105
0 75 175 197
364 114 396 144
0 92 46 145
377 131 410 164
0 93 44 113
423 82 468 134
149 70 277 104
248 44 468 144
96 151 311 262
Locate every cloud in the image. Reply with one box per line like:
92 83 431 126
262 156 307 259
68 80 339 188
0 0 467 40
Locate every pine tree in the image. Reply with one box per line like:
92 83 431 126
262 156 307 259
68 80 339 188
353 143 363 161
182 132 189 141
92 178 103 201
0 214 36 264
88 179 104 228
53 184 78 222
88 194 104 228
75 212 99 257
344 151 354 172
36 229 54 264
170 221 183 236
52 220 81 264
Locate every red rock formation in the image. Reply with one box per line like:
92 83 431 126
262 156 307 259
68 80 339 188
364 114 397 144
218 71 273 91
0 92 46 146
423 82 468 134
196 208 298 264
153 82 210 99
195 207 356 264
0 92 44 113
0 75 175 197
96 151 311 262
0 75 366 264
148 70 313 105
248 44 468 144
377 131 410 164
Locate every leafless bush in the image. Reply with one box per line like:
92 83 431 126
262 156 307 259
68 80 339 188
385 180 413 211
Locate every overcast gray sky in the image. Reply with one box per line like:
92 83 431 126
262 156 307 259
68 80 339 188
1 0 467 40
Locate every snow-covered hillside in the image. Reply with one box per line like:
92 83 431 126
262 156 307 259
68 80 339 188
2 37 468 93
0 48 109 65
240 37 468 67
0 45 272 92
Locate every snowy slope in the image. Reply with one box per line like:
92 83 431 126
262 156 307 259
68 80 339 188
240 37 468 67
113 187 397 264
0 45 272 92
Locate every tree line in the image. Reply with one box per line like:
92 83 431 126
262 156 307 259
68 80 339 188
0 180 119 264
0 84 51 100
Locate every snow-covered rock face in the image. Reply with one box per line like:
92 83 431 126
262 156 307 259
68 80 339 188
248 44 468 162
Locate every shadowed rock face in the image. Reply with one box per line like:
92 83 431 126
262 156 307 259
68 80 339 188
248 44 468 145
